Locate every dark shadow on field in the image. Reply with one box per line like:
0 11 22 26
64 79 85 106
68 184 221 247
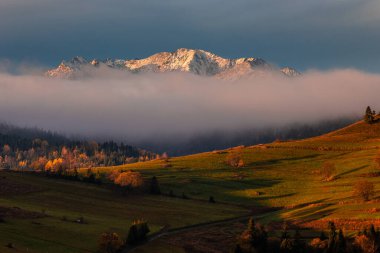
336 165 367 178
247 154 321 167
262 198 334 224
257 193 296 201
232 178 282 188
287 205 336 221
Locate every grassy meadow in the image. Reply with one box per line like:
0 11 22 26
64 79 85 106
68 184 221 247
0 172 247 253
2 119 380 252
97 120 380 222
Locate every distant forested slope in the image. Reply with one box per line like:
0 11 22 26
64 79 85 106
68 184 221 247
0 122 156 170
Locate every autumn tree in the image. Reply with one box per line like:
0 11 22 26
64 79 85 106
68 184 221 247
354 180 375 201
354 225 380 253
108 170 121 182
114 171 144 189
226 152 245 169
161 152 169 162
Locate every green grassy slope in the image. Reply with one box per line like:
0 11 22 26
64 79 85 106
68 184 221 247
99 120 380 223
2 119 380 253
0 172 246 253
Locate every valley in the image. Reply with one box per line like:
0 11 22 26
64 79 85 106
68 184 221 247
1 118 380 252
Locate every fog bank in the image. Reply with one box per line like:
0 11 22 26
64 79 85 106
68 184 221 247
0 68 378 149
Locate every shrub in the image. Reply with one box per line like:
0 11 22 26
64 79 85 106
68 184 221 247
209 196 215 203
108 170 121 181
280 238 295 253
354 234 375 253
126 220 150 245
98 232 123 253
310 238 328 252
353 180 375 201
114 171 144 189
226 152 245 169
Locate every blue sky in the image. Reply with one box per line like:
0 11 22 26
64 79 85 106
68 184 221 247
0 0 379 72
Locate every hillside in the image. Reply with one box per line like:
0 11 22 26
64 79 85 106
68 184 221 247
99 119 380 222
2 119 380 253
271 119 380 150
0 122 157 170
0 172 246 253
45 48 300 79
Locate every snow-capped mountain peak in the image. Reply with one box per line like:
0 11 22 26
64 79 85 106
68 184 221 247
45 48 300 79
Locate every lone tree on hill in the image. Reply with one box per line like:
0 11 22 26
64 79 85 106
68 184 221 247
364 106 376 124
226 152 245 169
353 180 375 201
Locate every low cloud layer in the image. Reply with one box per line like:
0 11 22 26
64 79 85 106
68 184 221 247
0 69 379 144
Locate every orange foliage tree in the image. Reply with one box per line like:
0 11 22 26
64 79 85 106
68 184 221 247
353 180 375 201
226 152 245 169
114 171 144 188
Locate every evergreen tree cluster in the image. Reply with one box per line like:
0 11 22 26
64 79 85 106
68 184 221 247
126 220 150 245
364 106 377 124
234 220 380 253
98 220 151 253
237 217 268 253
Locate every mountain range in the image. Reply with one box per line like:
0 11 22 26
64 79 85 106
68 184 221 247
46 48 300 79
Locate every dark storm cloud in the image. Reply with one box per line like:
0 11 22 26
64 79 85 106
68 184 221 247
0 0 379 71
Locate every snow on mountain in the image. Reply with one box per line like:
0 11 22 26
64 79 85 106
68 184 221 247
45 48 300 79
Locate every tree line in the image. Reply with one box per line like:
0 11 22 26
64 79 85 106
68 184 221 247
0 123 159 171
233 218 380 253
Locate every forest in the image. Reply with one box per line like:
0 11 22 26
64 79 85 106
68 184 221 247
0 122 157 171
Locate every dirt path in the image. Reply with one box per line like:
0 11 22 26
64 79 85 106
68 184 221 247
122 215 251 252
122 213 261 252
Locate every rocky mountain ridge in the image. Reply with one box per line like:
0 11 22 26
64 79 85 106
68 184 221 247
46 48 300 79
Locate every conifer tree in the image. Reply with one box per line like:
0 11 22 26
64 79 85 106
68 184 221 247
126 224 138 245
327 221 337 253
149 176 161 195
364 106 375 124
335 229 346 253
